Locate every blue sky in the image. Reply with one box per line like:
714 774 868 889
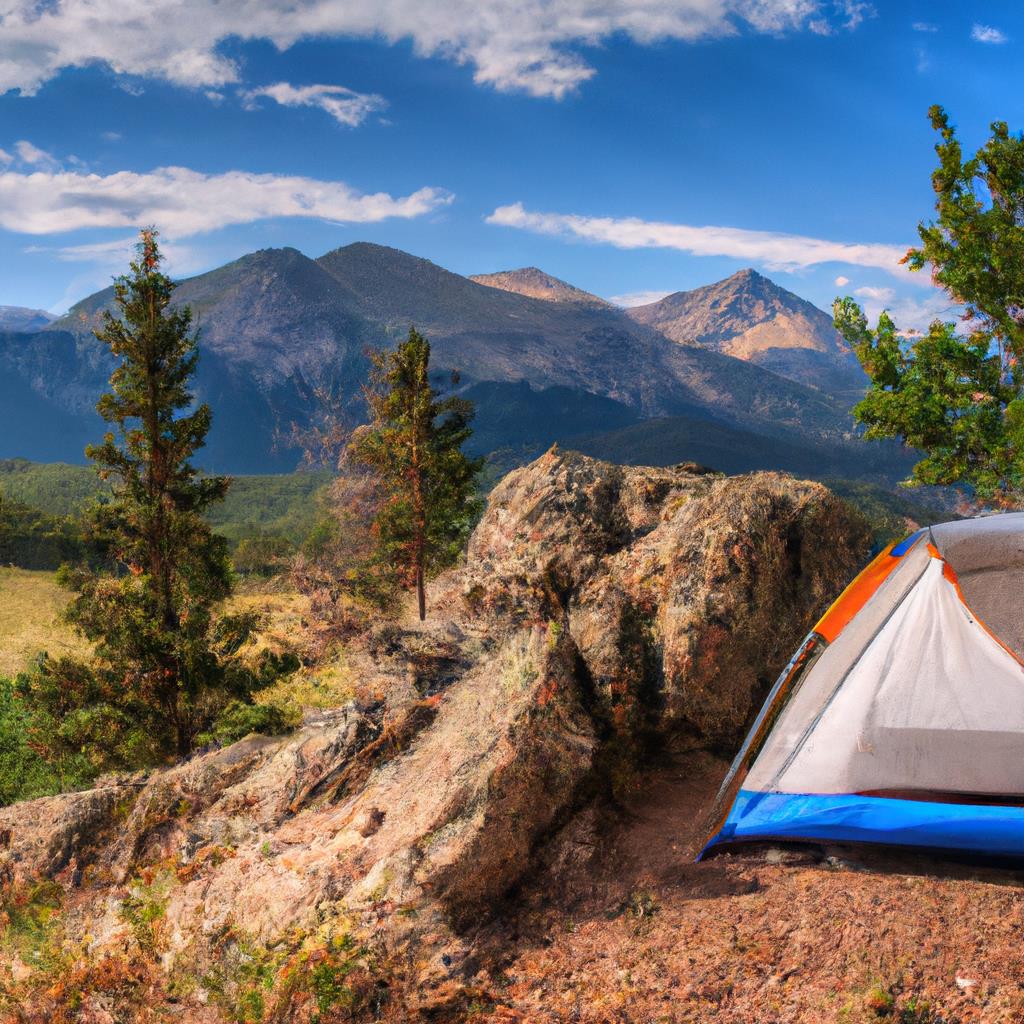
0 0 1021 326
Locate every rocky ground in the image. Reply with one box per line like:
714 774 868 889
2 448 1014 1023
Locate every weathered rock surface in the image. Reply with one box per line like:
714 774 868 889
0 450 871 1020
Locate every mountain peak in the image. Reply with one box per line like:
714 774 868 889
625 268 865 394
470 267 608 306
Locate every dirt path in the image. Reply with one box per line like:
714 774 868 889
472 748 1024 1024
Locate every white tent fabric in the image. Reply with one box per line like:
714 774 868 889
747 556 1024 797
704 513 1024 860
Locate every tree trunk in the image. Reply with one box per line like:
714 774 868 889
416 563 426 621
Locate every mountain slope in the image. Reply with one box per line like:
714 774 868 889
469 267 609 306
627 268 866 394
0 306 54 332
6 243 874 473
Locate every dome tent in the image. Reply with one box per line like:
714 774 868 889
701 513 1024 860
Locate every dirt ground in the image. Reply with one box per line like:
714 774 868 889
471 748 1024 1024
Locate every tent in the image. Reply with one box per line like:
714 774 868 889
701 513 1024 861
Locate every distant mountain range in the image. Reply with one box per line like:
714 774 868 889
0 243 902 480
0 306 55 333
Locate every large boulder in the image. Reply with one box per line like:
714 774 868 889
0 449 871 1019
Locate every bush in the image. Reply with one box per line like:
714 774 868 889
0 495 87 570
232 533 295 576
198 699 299 746
0 676 83 805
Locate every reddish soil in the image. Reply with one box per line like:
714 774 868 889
471 749 1024 1024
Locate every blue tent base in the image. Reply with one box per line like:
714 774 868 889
699 789 1024 862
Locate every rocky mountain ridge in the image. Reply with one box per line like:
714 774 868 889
0 244 871 474
0 306 54 332
468 267 609 306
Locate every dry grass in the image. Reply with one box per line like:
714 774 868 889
230 582 358 710
0 568 89 677
0 570 356 710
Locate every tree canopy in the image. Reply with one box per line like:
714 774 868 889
834 106 1024 504
18 230 294 773
351 328 483 620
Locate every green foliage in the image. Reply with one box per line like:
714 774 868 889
0 879 66 973
835 300 1024 500
232 533 295 576
0 677 69 805
0 458 107 517
835 107 1024 504
0 460 329 561
19 231 295 772
352 327 484 619
197 697 299 746
0 493 87 570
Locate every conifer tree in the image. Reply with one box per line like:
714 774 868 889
352 328 483 620
834 107 1024 503
19 230 293 768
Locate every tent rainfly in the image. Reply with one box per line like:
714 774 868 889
701 513 1024 861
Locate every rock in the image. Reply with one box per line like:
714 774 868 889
0 449 870 1018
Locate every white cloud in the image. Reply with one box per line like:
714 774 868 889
854 285 895 302
857 291 960 334
609 289 674 307
0 0 880 101
14 139 59 170
0 165 452 236
912 21 937 33
971 24 1007 44
242 82 387 127
101 131 122 142
487 202 910 276
834 275 849 287
0 148 12 166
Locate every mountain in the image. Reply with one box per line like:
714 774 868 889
469 267 609 306
0 306 54 332
2 243 888 476
626 268 866 395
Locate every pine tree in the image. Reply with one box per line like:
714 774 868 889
833 107 1024 504
352 328 483 620
19 230 293 769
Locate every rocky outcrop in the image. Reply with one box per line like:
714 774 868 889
0 450 871 1020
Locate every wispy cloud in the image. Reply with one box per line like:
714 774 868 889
609 289 674 308
0 164 452 236
856 291 961 334
241 82 387 127
808 0 874 35
487 202 910 276
912 21 938 33
971 24 1007 44
0 0 881 101
834 275 850 287
14 139 60 170
854 285 895 302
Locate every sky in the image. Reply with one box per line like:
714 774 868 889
1 0 1022 327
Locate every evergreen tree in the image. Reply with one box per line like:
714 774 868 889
19 230 293 769
352 328 483 620
834 107 1024 504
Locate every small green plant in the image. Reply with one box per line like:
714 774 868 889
0 879 66 971
119 869 174 952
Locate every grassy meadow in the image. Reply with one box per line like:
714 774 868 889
0 567 356 712
0 568 88 677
